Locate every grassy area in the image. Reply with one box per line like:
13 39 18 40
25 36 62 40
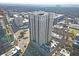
1 34 14 43
68 28 79 39
0 25 14 43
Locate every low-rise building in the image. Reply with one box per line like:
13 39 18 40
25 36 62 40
53 14 64 25
59 49 70 56
71 33 79 56
40 40 59 53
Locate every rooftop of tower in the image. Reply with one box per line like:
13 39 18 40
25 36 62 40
29 11 49 16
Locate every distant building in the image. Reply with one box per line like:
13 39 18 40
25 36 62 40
14 16 24 27
71 33 79 56
0 16 5 29
29 11 54 46
0 9 6 28
7 10 13 17
12 13 29 28
0 13 6 38
53 14 64 25
0 9 4 16
68 18 79 24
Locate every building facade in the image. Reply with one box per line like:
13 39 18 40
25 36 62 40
0 12 6 38
29 11 54 46
71 34 79 56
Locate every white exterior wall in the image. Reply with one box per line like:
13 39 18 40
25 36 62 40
35 15 39 44
29 14 35 41
29 12 54 46
38 15 47 45
48 13 54 42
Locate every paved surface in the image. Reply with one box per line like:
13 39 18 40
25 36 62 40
23 41 44 56
14 29 30 55
1 28 30 56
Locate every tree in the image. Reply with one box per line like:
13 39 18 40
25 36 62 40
70 30 77 39
68 28 78 39
20 31 25 38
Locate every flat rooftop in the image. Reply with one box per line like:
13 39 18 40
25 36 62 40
69 24 79 30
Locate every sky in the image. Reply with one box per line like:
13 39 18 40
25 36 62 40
0 0 79 4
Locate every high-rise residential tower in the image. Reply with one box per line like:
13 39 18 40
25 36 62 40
29 11 54 46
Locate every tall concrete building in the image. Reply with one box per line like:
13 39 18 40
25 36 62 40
29 11 54 46
0 10 6 38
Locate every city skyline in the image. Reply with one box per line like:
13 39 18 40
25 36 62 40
0 1 79 56
0 0 79 5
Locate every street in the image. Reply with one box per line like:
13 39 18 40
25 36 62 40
1 28 30 56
